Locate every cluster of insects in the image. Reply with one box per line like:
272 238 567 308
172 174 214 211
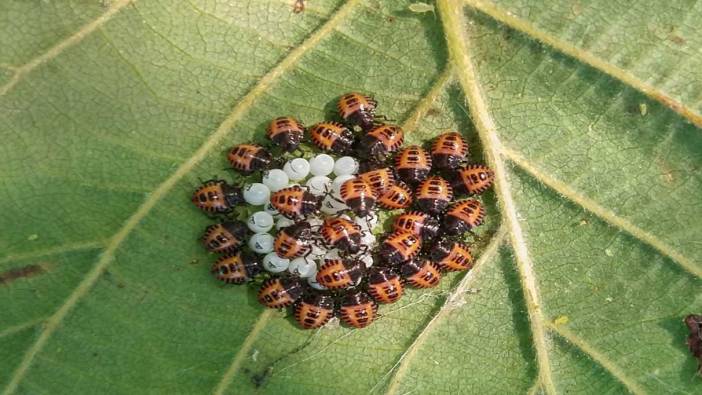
191 92 494 329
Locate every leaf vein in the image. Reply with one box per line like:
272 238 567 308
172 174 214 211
461 0 702 128
0 0 134 97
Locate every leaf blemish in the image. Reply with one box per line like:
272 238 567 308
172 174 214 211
0 263 50 285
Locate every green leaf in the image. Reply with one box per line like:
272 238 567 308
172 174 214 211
0 0 700 394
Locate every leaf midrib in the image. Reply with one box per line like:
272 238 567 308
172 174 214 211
1 0 362 393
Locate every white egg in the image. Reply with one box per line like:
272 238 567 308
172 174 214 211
320 195 348 215
355 212 379 231
331 174 356 197
309 244 327 259
261 169 289 192
360 231 376 246
283 158 310 181
276 217 295 229
243 183 270 206
305 175 332 196
247 211 274 233
307 216 324 228
264 202 280 217
324 249 341 260
248 233 274 254
359 254 374 268
309 154 335 176
307 273 327 290
288 257 317 278
333 156 359 176
263 252 290 273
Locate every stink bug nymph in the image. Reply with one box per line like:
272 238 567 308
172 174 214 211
192 179 244 214
360 124 404 162
444 199 486 235
452 164 495 196
258 277 304 308
316 259 364 290
270 186 321 220
339 178 377 217
431 240 473 271
266 116 305 152
401 259 442 288
339 291 378 328
321 217 364 254
367 267 404 304
379 231 422 265
294 294 335 329
310 121 354 154
211 251 261 284
201 221 249 253
431 131 468 170
395 145 432 184
415 176 453 215
274 221 313 258
392 211 440 240
337 92 377 131
227 144 272 174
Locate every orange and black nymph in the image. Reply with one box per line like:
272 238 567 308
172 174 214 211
431 240 473 271
211 251 261 284
379 231 422 265
337 92 378 131
266 116 305 152
274 221 313 259
316 259 364 290
339 178 377 217
401 259 442 288
258 277 304 308
294 294 335 329
361 124 404 162
339 291 378 329
321 217 363 254
270 186 321 220
227 144 272 174
377 181 413 209
443 199 485 235
392 211 440 240
191 179 244 214
309 121 354 154
415 176 453 215
367 267 404 304
201 221 249 253
431 131 468 170
452 164 495 196
394 145 432 184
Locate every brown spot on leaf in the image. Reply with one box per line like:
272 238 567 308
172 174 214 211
669 34 685 45
0 263 48 285
685 314 702 375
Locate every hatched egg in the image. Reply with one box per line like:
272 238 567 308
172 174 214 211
283 158 310 181
360 231 376 246
264 202 280 217
276 217 295 229
309 154 335 176
288 257 317 278
333 156 359 176
262 252 290 273
307 272 327 290
307 216 324 228
324 249 341 260
305 175 332 196
262 169 289 192
248 233 274 254
355 212 379 231
243 183 270 206
309 244 326 259
247 211 274 233
359 254 374 268
321 195 348 215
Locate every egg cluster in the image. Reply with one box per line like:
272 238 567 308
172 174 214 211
191 92 494 329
